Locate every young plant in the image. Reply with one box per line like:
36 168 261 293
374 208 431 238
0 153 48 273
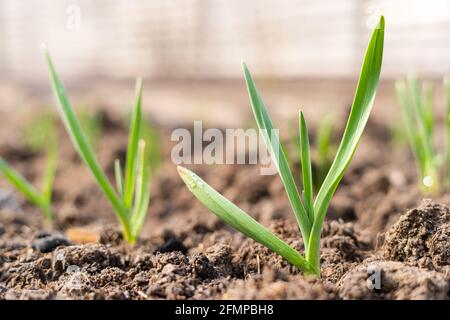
178 17 384 276
0 128 57 223
43 48 151 244
395 75 448 194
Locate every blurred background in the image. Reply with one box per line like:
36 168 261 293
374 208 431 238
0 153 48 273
0 0 449 126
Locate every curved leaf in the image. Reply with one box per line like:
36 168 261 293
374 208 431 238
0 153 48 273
178 166 316 274
307 16 385 269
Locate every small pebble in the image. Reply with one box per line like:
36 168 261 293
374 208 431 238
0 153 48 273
154 238 187 254
0 189 20 211
32 233 71 253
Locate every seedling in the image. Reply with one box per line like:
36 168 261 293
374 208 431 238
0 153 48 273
0 127 57 223
44 48 151 244
396 75 449 194
178 17 384 276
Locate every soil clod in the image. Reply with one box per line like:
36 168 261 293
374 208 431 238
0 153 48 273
382 200 450 269
32 233 71 253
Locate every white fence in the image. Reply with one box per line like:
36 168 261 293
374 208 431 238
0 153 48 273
0 0 449 81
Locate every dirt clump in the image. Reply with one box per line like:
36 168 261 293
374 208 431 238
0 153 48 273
222 269 338 299
338 260 449 300
382 200 450 269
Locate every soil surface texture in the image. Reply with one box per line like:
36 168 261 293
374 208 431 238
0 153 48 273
1 111 449 300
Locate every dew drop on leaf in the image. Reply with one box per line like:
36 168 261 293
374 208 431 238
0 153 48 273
422 176 434 188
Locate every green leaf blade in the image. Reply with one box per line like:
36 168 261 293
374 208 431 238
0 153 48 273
178 166 316 275
422 81 435 138
299 111 314 221
124 78 143 209
397 77 439 193
308 16 385 270
242 62 311 248
41 141 57 205
396 81 426 176
128 137 152 242
130 140 151 241
406 76 436 175
407 75 429 139
114 159 124 196
0 158 45 208
43 48 130 236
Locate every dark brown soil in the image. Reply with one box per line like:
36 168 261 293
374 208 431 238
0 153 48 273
382 200 450 270
1 111 450 300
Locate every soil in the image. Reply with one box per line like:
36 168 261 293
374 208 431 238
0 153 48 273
1 110 450 300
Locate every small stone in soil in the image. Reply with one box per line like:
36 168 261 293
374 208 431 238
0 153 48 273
0 189 20 211
32 233 71 253
154 238 187 254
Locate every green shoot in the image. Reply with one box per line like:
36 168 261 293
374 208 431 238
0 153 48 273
177 166 316 274
395 75 444 194
0 139 57 223
43 48 151 244
178 16 384 276
299 112 314 221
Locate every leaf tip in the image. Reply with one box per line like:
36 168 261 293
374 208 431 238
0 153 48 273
377 15 385 30
41 43 52 66
241 61 252 78
177 166 189 178
299 110 305 120
40 42 48 54
136 77 143 87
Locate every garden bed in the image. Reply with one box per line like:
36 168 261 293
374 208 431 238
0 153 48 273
1 110 449 300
